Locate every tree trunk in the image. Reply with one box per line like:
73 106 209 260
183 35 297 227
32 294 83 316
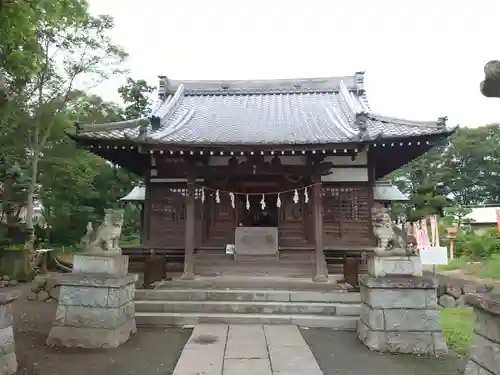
25 148 39 250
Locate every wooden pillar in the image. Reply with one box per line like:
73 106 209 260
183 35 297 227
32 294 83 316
182 174 196 279
312 180 328 282
143 178 152 247
139 202 145 246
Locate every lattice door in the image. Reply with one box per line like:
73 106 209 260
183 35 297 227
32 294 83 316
322 185 372 246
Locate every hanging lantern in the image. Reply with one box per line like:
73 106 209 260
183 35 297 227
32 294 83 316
260 194 266 210
201 187 205 203
229 192 235 209
293 189 299 204
215 190 220 204
246 194 250 210
276 193 281 208
304 187 309 203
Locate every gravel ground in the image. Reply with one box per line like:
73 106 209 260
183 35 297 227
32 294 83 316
301 328 466 375
11 285 191 375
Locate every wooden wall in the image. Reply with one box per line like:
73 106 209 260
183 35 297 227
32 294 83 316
145 180 375 250
322 183 375 247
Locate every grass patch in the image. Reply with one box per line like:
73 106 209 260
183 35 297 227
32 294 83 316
438 257 470 271
440 307 474 356
476 257 500 280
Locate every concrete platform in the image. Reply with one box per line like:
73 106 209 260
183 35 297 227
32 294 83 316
172 324 323 375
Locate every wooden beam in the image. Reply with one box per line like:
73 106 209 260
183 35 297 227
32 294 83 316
181 174 196 280
154 162 335 178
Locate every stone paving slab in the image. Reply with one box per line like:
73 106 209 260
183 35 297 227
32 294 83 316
173 324 228 375
172 324 323 375
223 358 272 375
225 325 268 359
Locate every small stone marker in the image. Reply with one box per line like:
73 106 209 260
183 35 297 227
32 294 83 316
0 291 21 375
46 253 137 348
357 255 448 355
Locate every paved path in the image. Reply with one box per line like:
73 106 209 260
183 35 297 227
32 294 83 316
173 324 322 375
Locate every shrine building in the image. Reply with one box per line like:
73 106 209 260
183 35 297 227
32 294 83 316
69 72 455 283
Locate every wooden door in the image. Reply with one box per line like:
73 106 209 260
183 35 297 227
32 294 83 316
205 191 236 246
149 184 186 248
278 191 307 247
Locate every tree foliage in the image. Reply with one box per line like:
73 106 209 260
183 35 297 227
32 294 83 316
391 124 500 222
0 1 153 248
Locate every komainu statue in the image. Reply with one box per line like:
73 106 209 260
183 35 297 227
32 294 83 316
81 209 125 255
371 203 416 257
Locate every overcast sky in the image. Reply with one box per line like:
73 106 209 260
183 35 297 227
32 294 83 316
88 0 500 128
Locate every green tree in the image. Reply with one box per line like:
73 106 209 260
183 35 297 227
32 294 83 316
0 0 88 87
21 12 127 247
118 78 155 119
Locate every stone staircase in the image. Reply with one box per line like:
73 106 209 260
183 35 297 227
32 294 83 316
194 250 315 277
134 282 361 329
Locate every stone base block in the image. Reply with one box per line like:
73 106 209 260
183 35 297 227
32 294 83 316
368 256 422 277
46 318 136 349
46 273 137 348
357 275 447 355
73 254 129 276
357 319 448 355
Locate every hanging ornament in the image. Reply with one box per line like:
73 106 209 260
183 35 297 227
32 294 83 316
260 194 266 210
304 187 309 203
293 189 299 204
246 194 250 210
201 187 205 203
215 189 220 204
229 192 235 209
276 193 281 208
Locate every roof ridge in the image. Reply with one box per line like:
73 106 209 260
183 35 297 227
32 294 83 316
368 114 449 129
77 117 148 133
157 74 362 97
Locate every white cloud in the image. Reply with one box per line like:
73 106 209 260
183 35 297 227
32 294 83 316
87 0 500 127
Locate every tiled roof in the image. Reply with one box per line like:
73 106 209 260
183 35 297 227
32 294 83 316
75 73 454 146
373 181 409 202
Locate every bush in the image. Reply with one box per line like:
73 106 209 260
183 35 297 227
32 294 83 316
443 228 500 260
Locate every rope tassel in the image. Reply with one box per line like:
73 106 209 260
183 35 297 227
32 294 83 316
215 189 220 204
246 194 250 210
293 189 299 204
229 192 235 208
276 193 281 207
304 187 309 203
260 194 266 210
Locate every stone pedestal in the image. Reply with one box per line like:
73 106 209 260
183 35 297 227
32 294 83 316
46 254 137 348
367 256 422 277
0 292 20 375
234 227 278 259
464 293 500 375
357 256 448 355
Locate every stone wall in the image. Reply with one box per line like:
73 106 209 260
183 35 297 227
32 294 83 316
464 294 500 375
0 291 20 375
26 274 60 303
428 272 494 308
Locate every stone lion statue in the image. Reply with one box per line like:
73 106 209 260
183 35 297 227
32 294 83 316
81 209 125 254
372 203 416 256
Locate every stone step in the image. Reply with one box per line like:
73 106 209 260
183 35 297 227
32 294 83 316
135 288 361 303
195 267 313 277
135 312 358 329
135 300 360 315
